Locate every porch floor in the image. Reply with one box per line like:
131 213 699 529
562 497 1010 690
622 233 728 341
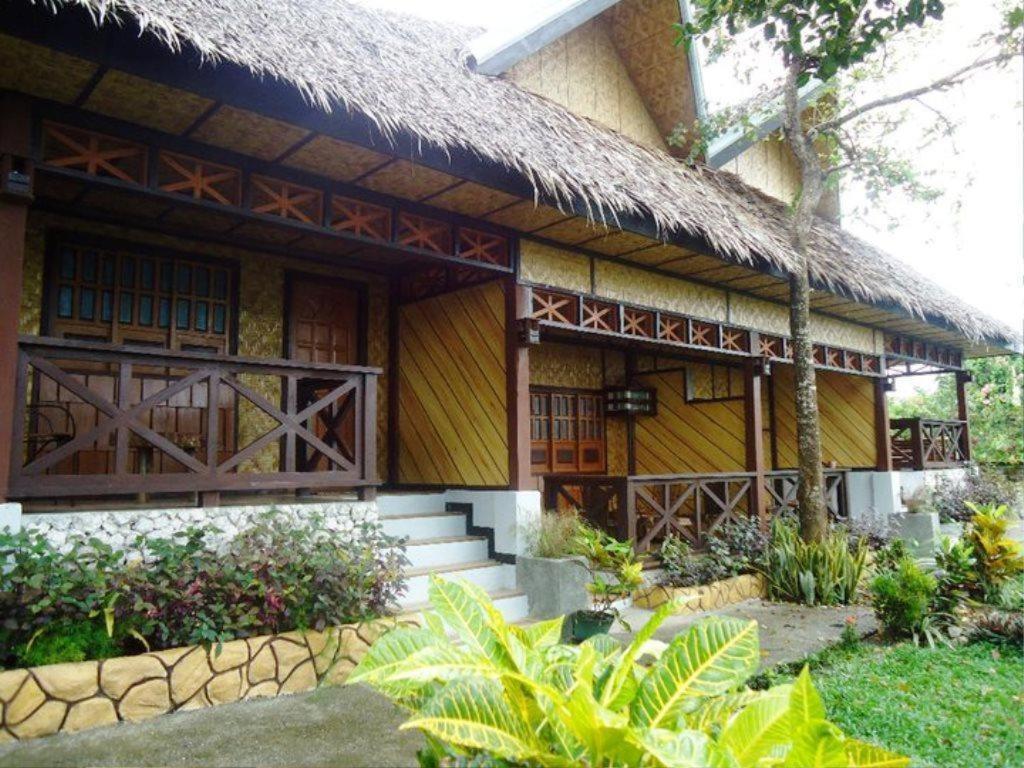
0 600 877 768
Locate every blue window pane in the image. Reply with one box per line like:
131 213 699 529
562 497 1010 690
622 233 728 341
139 295 153 326
158 298 171 328
140 260 155 290
101 291 113 322
159 262 173 293
195 267 210 297
59 249 76 279
213 304 226 334
121 257 136 288
119 293 133 324
81 252 97 283
176 299 190 330
57 286 73 318
176 264 191 293
194 301 208 331
101 257 115 287
212 270 227 299
79 288 95 320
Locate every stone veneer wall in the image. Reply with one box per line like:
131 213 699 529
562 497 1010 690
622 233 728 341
633 573 767 612
0 618 400 743
22 500 378 554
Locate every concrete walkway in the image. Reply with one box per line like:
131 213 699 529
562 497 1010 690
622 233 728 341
0 599 877 768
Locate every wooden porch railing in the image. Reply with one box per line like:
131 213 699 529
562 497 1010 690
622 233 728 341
10 336 380 501
889 417 969 470
544 469 847 554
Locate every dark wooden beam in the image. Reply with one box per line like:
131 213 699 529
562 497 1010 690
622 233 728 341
0 94 32 500
506 280 535 490
955 370 971 462
874 374 893 471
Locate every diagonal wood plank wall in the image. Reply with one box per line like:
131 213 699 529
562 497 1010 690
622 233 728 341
397 280 509 486
770 366 876 469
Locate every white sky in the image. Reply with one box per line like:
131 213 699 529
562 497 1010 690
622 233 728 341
354 0 1023 398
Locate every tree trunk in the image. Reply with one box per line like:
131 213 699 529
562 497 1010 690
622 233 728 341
782 61 828 542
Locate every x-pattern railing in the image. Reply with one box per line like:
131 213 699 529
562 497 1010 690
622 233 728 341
890 417 968 470
10 336 380 500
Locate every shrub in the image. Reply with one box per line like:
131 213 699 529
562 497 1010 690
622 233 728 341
349 577 907 768
870 558 937 640
660 516 766 588
931 469 1020 523
760 519 867 606
963 503 1024 600
1 509 406 666
525 512 592 559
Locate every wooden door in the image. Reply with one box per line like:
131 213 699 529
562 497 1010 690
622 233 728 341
288 279 362 471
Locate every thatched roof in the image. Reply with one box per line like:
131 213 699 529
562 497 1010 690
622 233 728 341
41 0 1019 347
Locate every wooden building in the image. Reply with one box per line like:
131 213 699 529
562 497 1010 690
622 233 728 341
0 0 1017 608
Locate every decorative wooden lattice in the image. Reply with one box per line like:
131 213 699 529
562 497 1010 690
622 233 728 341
720 327 749 353
42 123 147 185
758 335 784 358
582 298 617 332
157 151 241 206
885 334 962 369
458 228 509 266
845 352 862 372
622 307 654 338
532 289 577 324
658 314 685 343
689 320 717 347
826 347 843 368
329 196 391 240
251 175 323 225
397 213 452 254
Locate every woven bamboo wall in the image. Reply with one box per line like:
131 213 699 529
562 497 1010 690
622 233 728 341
519 240 592 293
594 260 729 320
506 17 667 151
20 212 390 477
397 280 509 486
770 366 876 468
721 137 802 205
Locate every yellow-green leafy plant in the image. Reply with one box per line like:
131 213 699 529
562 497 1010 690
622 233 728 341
964 503 1024 597
347 576 907 767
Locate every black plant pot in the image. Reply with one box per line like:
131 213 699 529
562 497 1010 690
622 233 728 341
569 610 615 643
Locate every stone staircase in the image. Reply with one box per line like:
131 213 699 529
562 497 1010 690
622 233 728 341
378 493 529 622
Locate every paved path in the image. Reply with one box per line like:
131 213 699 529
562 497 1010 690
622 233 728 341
0 600 877 768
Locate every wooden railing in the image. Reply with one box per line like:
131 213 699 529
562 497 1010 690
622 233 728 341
542 474 629 542
10 336 380 501
890 417 969 470
543 469 848 554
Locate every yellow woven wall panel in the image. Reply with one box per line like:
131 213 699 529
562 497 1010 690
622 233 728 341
594 260 728 320
520 240 592 293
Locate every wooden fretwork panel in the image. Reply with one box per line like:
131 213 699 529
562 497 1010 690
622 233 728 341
532 289 577 324
251 175 323 225
329 196 392 240
157 151 241 206
397 212 451 254
458 228 509 266
42 122 147 185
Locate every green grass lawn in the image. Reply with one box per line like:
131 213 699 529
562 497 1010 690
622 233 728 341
801 640 1024 768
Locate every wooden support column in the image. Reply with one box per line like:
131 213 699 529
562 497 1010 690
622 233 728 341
625 350 638 476
744 358 768 528
0 95 32 501
874 375 893 471
506 281 535 490
955 370 972 462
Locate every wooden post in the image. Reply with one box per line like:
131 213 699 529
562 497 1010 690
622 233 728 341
0 95 31 501
955 370 971 462
506 281 535 490
625 350 637 476
873 375 893 471
744 359 768 528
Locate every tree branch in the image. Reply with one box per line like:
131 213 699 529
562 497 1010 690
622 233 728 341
811 51 1020 135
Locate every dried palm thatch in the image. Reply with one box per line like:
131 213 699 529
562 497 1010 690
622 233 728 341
38 0 1019 345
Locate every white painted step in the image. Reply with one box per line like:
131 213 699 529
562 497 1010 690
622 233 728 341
402 561 516 606
403 588 531 625
377 493 448 518
381 511 467 540
404 535 490 570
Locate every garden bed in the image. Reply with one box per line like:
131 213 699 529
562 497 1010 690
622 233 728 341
633 572 766 611
0 617 403 743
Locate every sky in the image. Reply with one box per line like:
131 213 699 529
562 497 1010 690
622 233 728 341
352 0 1024 395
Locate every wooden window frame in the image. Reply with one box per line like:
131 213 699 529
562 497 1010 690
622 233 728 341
530 386 606 475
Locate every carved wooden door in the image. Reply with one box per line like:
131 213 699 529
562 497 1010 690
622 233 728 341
288 279 361 471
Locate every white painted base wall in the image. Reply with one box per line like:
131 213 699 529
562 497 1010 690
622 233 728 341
845 467 975 522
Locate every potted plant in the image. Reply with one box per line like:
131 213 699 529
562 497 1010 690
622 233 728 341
569 527 644 642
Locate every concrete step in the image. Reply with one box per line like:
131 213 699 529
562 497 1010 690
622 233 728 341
380 511 466 540
377 493 448 518
402 560 516 606
403 588 530 625
403 535 490 570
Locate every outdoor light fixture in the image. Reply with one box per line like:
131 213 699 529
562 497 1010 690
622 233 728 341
604 386 656 416
0 155 33 201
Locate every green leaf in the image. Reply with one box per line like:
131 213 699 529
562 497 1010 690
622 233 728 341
639 728 735 768
428 577 511 667
717 685 793 768
789 665 825 726
845 739 911 768
519 616 565 649
603 598 678 709
631 617 759 728
346 626 438 686
403 679 543 764
685 688 762 731
782 720 846 767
